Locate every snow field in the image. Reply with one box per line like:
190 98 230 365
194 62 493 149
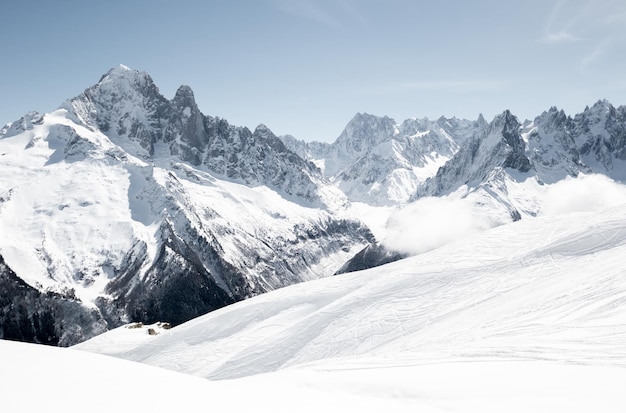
72 203 626 413
6 338 625 412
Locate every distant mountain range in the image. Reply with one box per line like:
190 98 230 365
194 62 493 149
284 99 626 211
2 65 626 346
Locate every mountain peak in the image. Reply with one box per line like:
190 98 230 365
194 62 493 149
492 109 520 129
253 123 275 139
94 65 158 97
590 98 614 114
174 84 194 99
115 63 132 72
336 112 397 156
172 84 197 110
98 64 139 82
350 112 394 124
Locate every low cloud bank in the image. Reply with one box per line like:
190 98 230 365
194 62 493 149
382 196 497 256
382 174 626 257
542 174 626 215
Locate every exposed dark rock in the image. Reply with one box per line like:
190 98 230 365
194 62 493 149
0 255 106 346
335 243 406 275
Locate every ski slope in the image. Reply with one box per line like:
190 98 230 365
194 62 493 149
3 338 625 413
62 203 626 410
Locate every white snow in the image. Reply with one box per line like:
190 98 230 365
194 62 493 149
67 202 626 411
0 111 152 302
3 71 626 411
0 108 364 308
4 338 625 412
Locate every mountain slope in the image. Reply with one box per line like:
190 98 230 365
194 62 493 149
77 202 626 382
0 66 372 345
4 337 626 412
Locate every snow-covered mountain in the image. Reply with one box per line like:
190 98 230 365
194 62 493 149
3 64 626 348
0 65 372 345
410 100 626 226
68 202 626 411
529 100 626 183
65 65 324 201
285 101 626 216
282 113 487 205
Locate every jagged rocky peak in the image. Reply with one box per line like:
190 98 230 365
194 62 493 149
94 64 162 102
65 66 319 198
63 65 167 150
252 124 293 153
0 111 42 138
537 106 569 130
576 99 614 125
589 98 614 112
336 112 397 156
253 123 272 137
475 113 488 128
417 110 533 198
398 117 430 135
490 110 519 132
436 115 451 128
490 110 531 172
172 84 197 109
577 99 620 128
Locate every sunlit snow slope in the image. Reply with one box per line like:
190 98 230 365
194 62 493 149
78 203 626 388
4 338 626 413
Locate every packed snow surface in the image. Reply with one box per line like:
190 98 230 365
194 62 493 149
68 203 626 410
3 338 626 413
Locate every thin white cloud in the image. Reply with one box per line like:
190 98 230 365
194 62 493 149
580 37 612 70
269 0 341 28
604 11 626 25
541 0 584 44
336 0 368 26
540 31 583 45
372 80 510 95
541 0 626 68
268 0 366 29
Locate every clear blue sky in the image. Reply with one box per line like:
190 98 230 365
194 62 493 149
1 0 625 142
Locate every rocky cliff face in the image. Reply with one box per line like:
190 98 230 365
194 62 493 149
65 65 322 202
419 110 530 197
528 100 626 183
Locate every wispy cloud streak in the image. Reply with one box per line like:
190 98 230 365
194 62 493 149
541 0 626 68
268 0 366 29
369 80 510 96
581 37 613 70
540 0 584 44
